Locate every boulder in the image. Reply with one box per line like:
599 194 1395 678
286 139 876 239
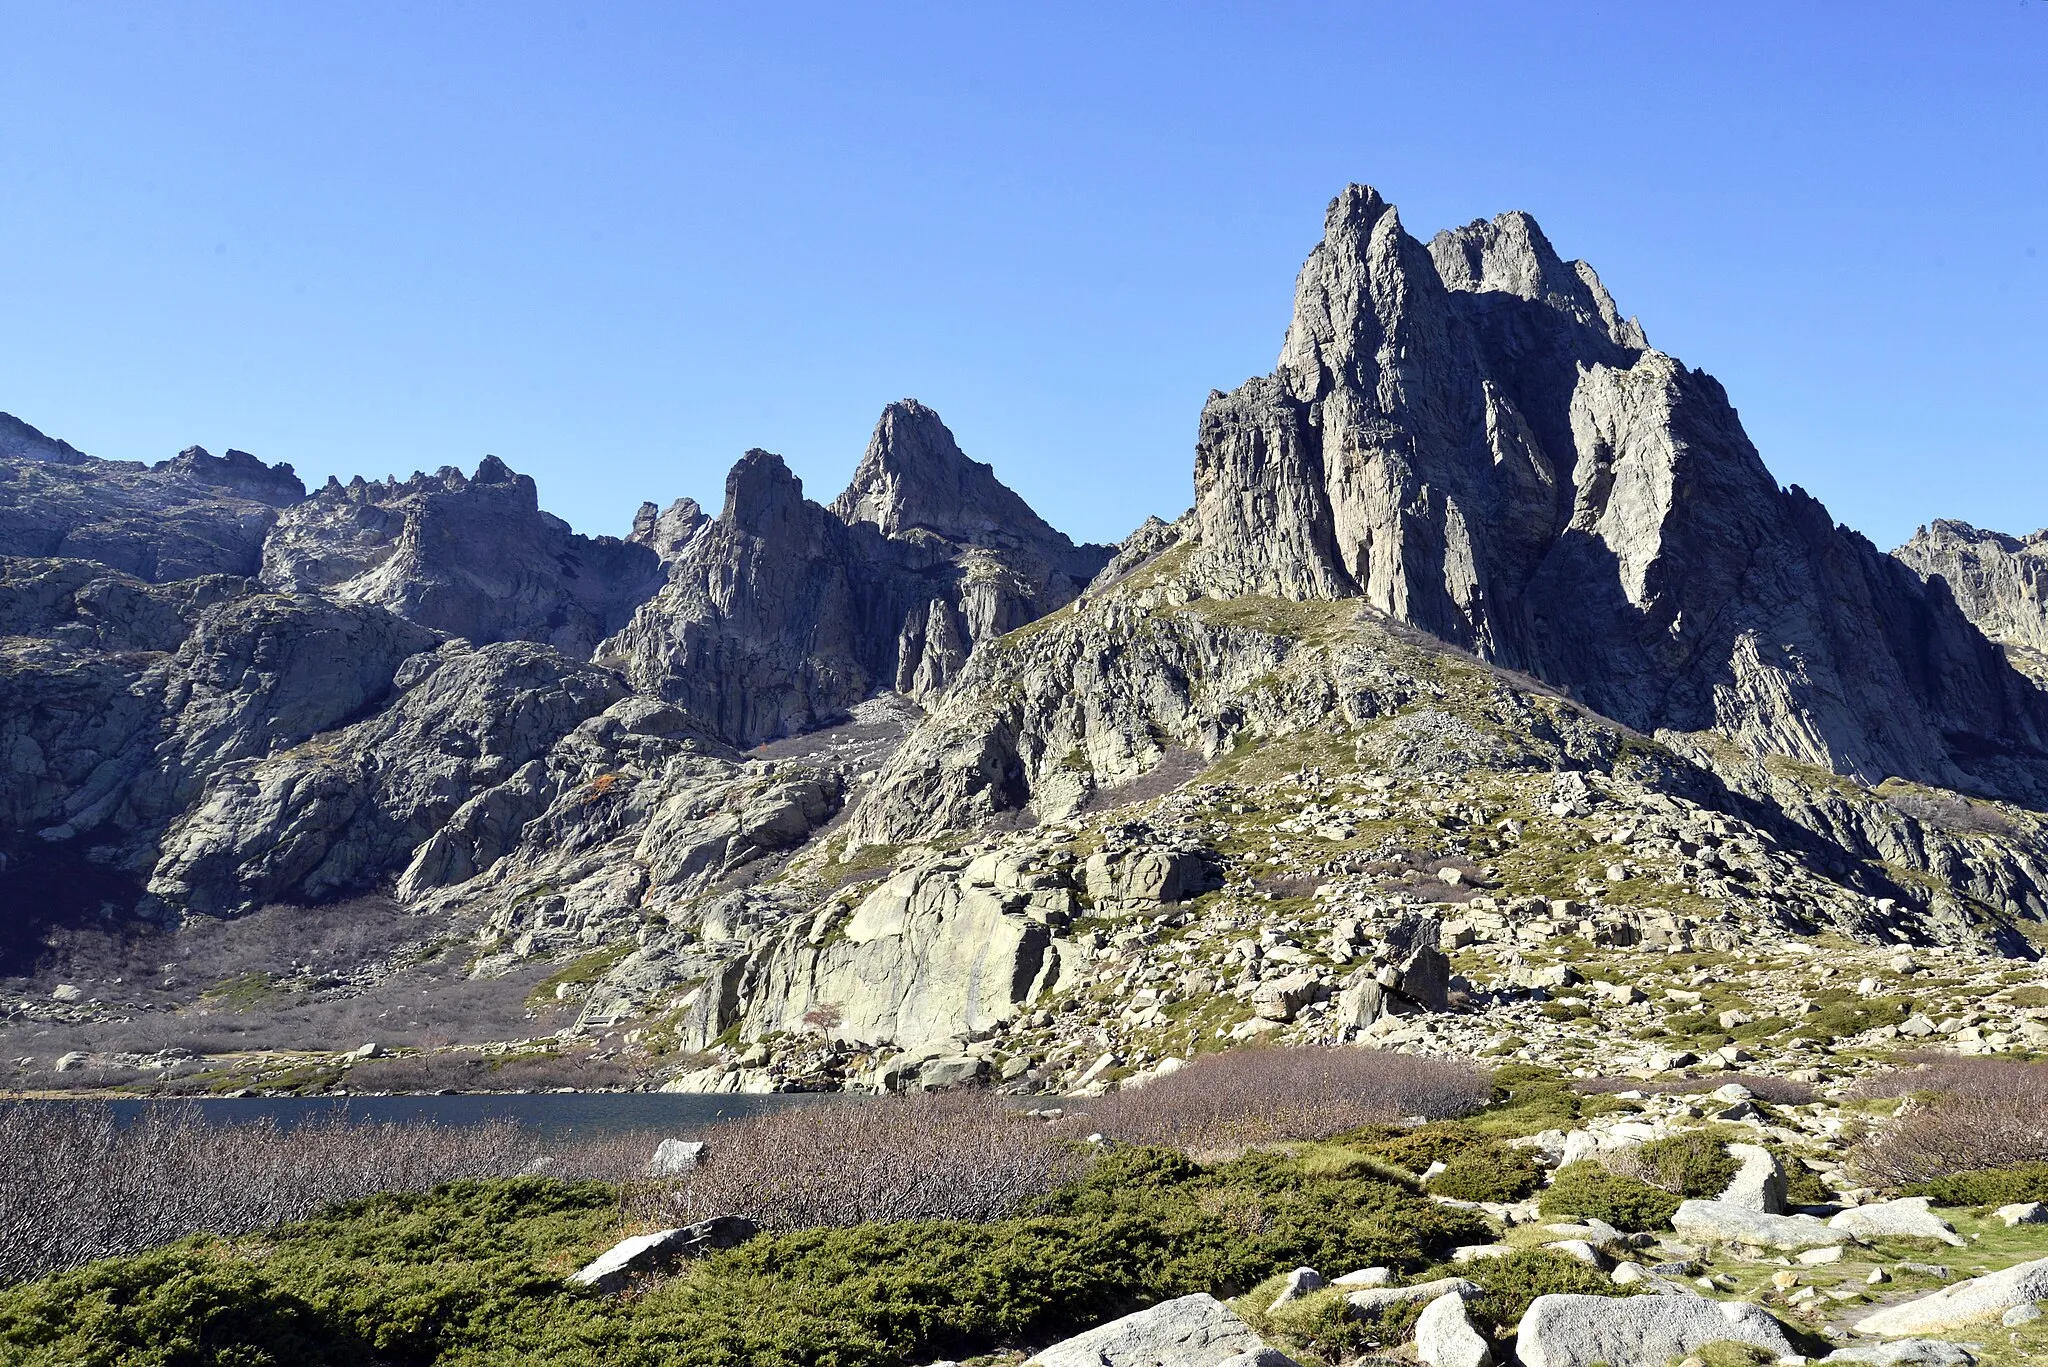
1828 1197 1966 1247
1414 1290 1493 1367
1026 1293 1284 1367
917 1055 989 1090
1213 1353 1301 1367
648 1138 706 1176
1996 1202 2047 1227
569 1216 759 1292
1252 973 1325 1022
1853 1255 2048 1337
1671 1199 1855 1252
1716 1143 1787 1214
1268 1267 1326 1312
1543 1240 1607 1269
1347 1277 1479 1319
1334 1267 1393 1287
1514 1292 1795 1367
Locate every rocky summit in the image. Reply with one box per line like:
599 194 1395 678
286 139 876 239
2 184 2046 1106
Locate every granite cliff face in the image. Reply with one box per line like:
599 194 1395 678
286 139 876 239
1190 188 2048 800
0 400 1106 941
1895 520 2048 674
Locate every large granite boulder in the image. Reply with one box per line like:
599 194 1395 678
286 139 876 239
1514 1292 1794 1367
1026 1294 1289 1367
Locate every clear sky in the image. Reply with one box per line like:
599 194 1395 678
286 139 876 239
1 3 2042 549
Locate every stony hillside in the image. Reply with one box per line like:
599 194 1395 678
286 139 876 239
2 185 2046 1103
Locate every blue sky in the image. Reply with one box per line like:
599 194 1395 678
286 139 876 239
1 3 2042 548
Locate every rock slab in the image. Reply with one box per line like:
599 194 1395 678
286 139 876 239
1514 1292 1794 1367
1853 1255 2048 1337
1027 1294 1282 1367
1672 1199 1854 1251
569 1216 759 1293
1827 1197 1965 1247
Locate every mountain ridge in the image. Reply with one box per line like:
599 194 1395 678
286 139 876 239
4 183 2047 1103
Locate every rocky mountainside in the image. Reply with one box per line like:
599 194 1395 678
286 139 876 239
602 400 1114 744
260 457 664 659
1193 188 2048 803
1895 519 2048 678
3 185 2046 1104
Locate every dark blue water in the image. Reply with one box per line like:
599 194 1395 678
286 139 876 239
60 1091 831 1137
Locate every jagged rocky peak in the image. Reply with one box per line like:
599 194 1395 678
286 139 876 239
0 411 92 465
832 399 1076 553
260 453 661 659
1190 183 2048 801
155 445 306 506
599 403 1116 747
628 496 708 562
1895 519 2048 659
1427 209 1647 348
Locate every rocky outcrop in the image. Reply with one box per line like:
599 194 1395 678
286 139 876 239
147 640 626 914
1189 186 2048 801
0 439 304 581
603 401 1113 746
713 854 1081 1053
261 457 663 658
1895 520 2048 655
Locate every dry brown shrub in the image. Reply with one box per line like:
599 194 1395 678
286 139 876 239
633 1091 1083 1230
1849 1057 2048 1186
1069 1046 1489 1156
0 1102 639 1285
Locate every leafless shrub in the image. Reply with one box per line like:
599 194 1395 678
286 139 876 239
1070 1046 1490 1157
632 1092 1084 1230
1576 1074 1816 1106
1849 1058 2048 1186
0 1102 637 1285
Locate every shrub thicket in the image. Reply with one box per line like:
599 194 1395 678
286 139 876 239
1537 1161 1682 1231
1074 1047 1489 1154
1426 1144 1546 1203
0 1144 1495 1367
0 1102 639 1286
1456 1247 1633 1328
1903 1162 2048 1207
1850 1059 2048 1187
1607 1132 1738 1199
638 1092 1085 1230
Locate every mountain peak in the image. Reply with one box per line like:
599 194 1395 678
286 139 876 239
830 400 1060 547
0 411 91 465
